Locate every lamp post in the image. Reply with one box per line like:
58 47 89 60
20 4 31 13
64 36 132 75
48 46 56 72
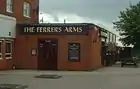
39 12 44 23
64 19 66 24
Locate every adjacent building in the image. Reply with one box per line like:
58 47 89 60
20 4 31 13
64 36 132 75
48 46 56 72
0 0 39 69
100 28 117 44
99 27 117 66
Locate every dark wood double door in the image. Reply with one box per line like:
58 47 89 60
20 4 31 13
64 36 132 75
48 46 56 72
38 39 58 70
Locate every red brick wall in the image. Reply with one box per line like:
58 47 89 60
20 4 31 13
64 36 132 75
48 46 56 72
13 25 102 70
0 0 39 69
0 0 39 23
0 39 14 69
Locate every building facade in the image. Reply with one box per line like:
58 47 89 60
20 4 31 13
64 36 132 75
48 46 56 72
14 23 102 70
0 0 39 69
100 28 117 44
99 27 117 66
0 0 114 70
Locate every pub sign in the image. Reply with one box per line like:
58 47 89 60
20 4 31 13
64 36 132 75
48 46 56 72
18 23 89 35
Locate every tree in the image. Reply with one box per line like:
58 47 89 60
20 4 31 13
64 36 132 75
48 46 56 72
113 2 140 48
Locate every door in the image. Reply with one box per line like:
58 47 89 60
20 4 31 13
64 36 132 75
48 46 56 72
38 39 58 70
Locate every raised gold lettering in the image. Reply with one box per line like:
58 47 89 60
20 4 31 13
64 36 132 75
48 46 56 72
64 27 73 32
46 27 51 32
37 27 42 32
24 27 35 32
40 27 43 32
72 27 82 32
42 27 47 32
54 27 59 32
58 27 62 32
51 27 55 32
23 26 83 33
77 27 83 32
24 27 27 32
52 27 62 32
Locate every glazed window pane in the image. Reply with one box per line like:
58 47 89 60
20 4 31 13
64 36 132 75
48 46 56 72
68 43 80 62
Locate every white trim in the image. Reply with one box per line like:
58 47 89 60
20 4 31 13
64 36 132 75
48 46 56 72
0 53 2 60
5 53 12 60
24 15 31 18
0 37 15 41
5 38 14 41
5 41 12 59
0 39 5 41
6 10 13 13
0 14 16 21
5 57 12 60
5 41 12 43
0 41 2 59
5 53 11 55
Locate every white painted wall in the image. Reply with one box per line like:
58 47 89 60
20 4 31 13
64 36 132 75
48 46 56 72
0 14 16 38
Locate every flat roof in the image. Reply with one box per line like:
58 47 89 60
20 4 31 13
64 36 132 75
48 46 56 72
17 22 95 26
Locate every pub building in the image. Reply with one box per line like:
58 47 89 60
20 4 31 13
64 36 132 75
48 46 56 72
14 23 102 71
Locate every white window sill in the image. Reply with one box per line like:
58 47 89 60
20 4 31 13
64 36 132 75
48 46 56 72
6 10 13 13
5 53 12 60
24 15 31 18
6 57 12 60
5 53 12 55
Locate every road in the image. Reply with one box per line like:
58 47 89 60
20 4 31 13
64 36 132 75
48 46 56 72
0 66 140 89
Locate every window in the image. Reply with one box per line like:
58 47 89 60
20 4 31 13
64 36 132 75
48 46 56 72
110 33 112 42
5 41 12 59
106 32 109 43
0 42 2 59
113 35 116 43
6 0 13 13
23 2 31 17
112 34 114 43
68 43 80 62
114 35 116 43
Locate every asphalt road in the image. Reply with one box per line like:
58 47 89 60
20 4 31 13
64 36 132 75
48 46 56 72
0 66 140 89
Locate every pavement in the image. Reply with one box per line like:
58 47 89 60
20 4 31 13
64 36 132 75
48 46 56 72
0 65 140 89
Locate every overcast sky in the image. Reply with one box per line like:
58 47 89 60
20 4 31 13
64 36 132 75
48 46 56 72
39 0 139 35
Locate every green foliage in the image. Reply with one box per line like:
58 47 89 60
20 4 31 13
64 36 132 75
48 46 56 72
113 2 140 48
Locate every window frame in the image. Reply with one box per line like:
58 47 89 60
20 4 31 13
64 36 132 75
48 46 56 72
23 1 31 18
0 41 2 60
6 0 13 13
107 32 110 43
68 43 81 62
5 41 12 60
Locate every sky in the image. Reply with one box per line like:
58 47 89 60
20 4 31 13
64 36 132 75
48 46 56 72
39 0 140 46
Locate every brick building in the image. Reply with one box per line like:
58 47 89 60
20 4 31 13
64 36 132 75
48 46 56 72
15 23 102 70
0 0 111 71
0 0 39 69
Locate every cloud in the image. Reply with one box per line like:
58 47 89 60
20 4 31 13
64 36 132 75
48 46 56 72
39 0 140 37
38 0 140 47
40 0 140 24
39 11 118 33
39 12 112 27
